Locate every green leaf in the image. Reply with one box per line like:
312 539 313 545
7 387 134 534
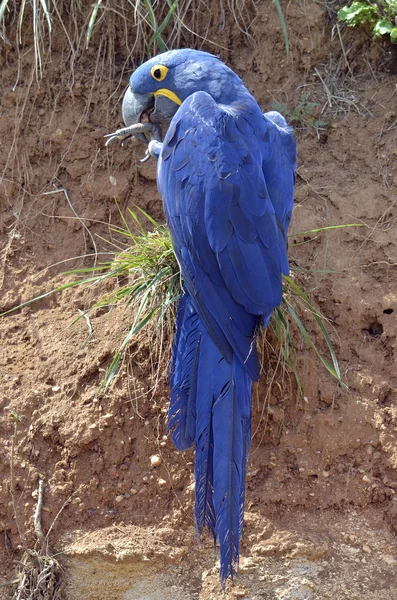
338 2 377 26
373 18 393 36
273 0 290 55
149 0 178 48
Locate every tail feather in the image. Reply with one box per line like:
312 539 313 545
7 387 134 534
168 293 200 450
168 292 253 582
212 354 251 581
194 331 218 536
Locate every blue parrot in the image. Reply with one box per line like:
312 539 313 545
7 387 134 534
107 49 296 582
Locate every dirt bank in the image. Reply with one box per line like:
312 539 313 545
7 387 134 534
1 1 397 598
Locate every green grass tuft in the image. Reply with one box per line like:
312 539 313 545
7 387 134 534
68 206 181 392
0 208 363 396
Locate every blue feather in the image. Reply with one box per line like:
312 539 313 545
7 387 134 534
194 328 218 535
168 294 199 450
212 354 252 581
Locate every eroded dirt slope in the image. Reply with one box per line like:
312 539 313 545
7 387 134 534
1 2 397 598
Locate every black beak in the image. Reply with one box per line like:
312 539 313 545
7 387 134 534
122 87 179 127
104 87 181 150
122 88 154 127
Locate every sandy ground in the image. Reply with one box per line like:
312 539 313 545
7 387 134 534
1 1 397 598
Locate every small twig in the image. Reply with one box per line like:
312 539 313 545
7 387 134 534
314 68 333 108
9 416 26 547
0 580 20 587
42 182 98 268
0 226 20 290
78 309 93 335
44 492 77 546
386 118 397 132
34 479 45 545
77 309 95 354
334 22 354 77
15 573 26 600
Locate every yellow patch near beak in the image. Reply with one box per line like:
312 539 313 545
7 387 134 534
153 88 182 106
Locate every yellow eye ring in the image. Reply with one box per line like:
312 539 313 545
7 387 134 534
151 64 168 82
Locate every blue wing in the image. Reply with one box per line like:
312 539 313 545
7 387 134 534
159 90 296 582
158 91 296 381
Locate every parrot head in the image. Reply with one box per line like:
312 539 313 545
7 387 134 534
122 49 245 128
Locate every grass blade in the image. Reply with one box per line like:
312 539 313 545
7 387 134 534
86 0 102 48
0 0 9 24
273 0 289 55
284 300 346 388
149 0 178 47
0 276 102 318
38 0 51 32
291 223 367 237
143 0 167 52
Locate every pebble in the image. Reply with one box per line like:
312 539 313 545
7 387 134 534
158 479 167 486
130 488 137 495
115 495 124 503
51 385 60 392
150 455 161 468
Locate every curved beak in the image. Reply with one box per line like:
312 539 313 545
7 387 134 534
122 88 154 127
122 87 180 128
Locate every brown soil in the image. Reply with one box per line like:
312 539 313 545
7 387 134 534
1 2 397 599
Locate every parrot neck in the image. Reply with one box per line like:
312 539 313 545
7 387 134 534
176 59 254 108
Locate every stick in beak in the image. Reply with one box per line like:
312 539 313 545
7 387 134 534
105 88 161 147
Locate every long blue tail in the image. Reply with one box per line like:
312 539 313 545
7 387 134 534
168 293 253 581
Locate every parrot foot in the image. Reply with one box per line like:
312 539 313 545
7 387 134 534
140 140 163 163
104 122 162 149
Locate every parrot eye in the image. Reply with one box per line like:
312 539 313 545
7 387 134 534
151 64 168 82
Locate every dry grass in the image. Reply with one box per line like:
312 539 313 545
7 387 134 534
12 550 65 600
8 416 67 600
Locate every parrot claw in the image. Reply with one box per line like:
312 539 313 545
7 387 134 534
140 150 152 163
104 122 162 151
140 140 162 163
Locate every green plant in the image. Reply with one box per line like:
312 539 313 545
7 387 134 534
272 94 328 132
338 0 397 43
1 208 360 395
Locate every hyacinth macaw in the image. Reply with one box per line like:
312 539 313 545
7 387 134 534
106 49 296 582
